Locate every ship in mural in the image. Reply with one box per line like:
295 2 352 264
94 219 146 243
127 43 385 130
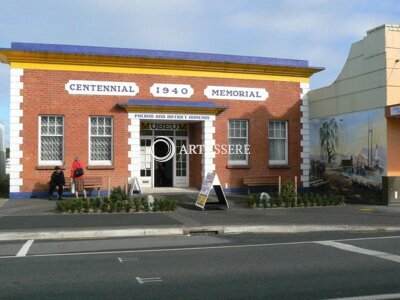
309 108 386 201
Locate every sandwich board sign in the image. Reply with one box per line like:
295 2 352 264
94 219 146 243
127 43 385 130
129 177 142 195
195 172 229 210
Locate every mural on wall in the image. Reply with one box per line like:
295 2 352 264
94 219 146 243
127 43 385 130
309 108 386 196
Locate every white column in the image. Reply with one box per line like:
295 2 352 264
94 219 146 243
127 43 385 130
202 118 216 182
300 82 310 188
128 114 140 180
9 68 24 193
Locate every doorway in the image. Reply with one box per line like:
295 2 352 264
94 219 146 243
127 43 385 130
154 139 173 187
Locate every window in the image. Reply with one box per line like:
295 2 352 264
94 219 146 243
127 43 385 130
228 120 248 165
269 121 288 164
39 115 64 165
89 116 113 165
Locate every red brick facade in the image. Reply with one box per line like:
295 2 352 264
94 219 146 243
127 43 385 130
19 68 302 193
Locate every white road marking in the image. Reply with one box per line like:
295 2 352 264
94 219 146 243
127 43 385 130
118 257 138 263
16 240 34 257
316 241 400 263
0 235 399 260
136 277 162 284
324 292 400 300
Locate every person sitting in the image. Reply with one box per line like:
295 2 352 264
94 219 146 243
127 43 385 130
48 166 65 200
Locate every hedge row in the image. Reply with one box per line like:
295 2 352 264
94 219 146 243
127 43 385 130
247 182 345 208
55 197 177 213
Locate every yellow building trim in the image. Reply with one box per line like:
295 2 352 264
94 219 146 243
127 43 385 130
11 62 309 83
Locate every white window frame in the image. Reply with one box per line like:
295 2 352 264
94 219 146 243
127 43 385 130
268 120 288 165
89 116 113 166
38 115 64 166
228 119 249 165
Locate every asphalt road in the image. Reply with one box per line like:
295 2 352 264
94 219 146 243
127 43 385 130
1 231 400 299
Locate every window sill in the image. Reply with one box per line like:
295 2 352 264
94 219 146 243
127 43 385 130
226 165 251 169
36 165 66 170
87 165 115 170
268 164 291 169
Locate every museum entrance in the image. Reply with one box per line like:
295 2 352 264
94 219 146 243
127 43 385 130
154 139 173 187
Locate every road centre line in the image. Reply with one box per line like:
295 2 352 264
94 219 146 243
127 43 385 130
0 235 399 260
136 277 162 284
16 240 34 257
324 292 400 300
315 241 400 263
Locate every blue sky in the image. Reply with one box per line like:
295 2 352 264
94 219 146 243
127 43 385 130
1 0 400 147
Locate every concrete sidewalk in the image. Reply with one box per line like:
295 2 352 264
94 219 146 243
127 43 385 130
1 194 400 241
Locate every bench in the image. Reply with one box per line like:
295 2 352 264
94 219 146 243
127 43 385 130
65 176 103 197
243 176 291 194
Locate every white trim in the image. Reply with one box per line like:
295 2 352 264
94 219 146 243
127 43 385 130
9 68 24 193
300 83 310 186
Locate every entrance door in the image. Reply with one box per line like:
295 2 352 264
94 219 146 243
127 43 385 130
174 137 189 187
154 138 173 187
140 138 152 187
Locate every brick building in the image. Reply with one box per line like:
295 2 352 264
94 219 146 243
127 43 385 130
0 42 322 199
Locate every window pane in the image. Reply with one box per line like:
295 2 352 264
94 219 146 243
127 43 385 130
105 127 112 135
98 127 104 135
91 137 112 161
269 139 286 160
105 118 111 126
49 117 55 126
91 117 97 127
229 138 247 162
56 126 63 135
41 136 63 161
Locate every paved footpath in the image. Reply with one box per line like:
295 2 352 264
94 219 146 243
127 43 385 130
1 193 400 241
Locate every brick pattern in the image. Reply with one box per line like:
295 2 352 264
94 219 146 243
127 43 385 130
18 69 303 193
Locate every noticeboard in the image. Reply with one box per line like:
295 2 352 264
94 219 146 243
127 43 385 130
195 172 229 210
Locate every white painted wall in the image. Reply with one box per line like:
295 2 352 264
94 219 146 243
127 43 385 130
309 24 393 119
0 122 5 181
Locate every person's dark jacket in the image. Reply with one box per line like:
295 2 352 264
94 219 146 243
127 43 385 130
50 171 66 186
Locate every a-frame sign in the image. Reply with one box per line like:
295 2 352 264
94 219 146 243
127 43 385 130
195 172 229 210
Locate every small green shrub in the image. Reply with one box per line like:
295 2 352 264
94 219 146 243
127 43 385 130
116 200 123 212
270 193 282 207
281 181 296 208
134 198 141 212
125 200 133 212
82 199 90 213
55 200 63 213
153 199 160 212
100 201 108 213
109 201 116 213
165 199 177 211
141 198 149 212
247 194 254 208
110 186 128 202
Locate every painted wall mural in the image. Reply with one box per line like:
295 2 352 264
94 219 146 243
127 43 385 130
309 108 386 196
